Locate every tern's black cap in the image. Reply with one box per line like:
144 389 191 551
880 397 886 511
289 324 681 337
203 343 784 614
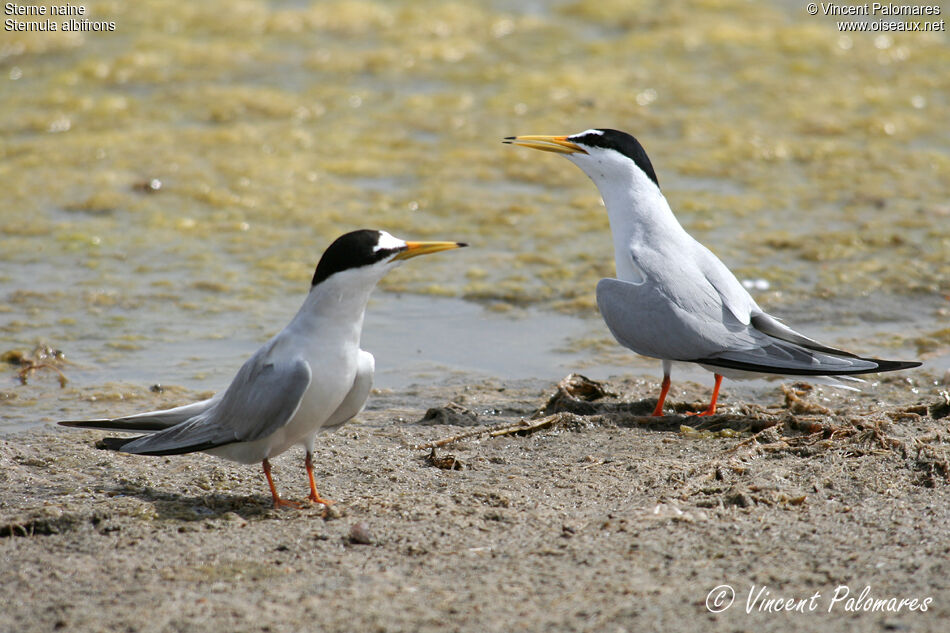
569 129 659 187
311 230 399 286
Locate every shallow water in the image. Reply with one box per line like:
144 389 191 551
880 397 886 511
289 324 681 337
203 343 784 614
2 0 948 432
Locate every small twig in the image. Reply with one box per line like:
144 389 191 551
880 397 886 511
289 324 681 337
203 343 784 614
412 420 521 450
487 415 561 438
412 415 565 450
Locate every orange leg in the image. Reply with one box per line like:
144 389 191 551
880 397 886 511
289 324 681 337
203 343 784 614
686 374 723 417
262 459 302 509
652 374 672 417
305 452 335 506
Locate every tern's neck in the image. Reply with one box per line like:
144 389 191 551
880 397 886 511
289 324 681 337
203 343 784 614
583 163 686 278
291 270 382 345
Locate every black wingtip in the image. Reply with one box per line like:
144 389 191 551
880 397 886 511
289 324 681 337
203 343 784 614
127 441 226 456
869 359 922 372
58 419 172 432
696 356 922 377
94 436 225 455
59 420 112 428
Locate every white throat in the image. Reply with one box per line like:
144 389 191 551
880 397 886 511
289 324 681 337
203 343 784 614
568 151 685 281
291 265 391 345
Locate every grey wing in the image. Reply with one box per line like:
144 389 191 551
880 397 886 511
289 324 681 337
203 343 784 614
691 242 758 325
747 312 857 357
700 338 877 374
683 246 884 373
699 313 918 375
321 350 375 434
119 349 312 456
58 396 221 433
595 278 908 376
596 277 756 361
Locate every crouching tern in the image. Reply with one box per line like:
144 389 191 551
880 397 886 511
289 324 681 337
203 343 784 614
60 230 466 508
505 129 919 416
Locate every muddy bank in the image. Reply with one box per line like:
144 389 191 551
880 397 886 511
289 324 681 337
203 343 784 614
2 372 949 633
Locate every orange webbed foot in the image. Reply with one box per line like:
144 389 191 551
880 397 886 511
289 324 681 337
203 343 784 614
684 374 722 418
307 493 335 506
273 497 305 510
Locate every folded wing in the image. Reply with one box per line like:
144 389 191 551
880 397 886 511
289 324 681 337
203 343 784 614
58 396 220 433
60 347 312 456
596 277 920 376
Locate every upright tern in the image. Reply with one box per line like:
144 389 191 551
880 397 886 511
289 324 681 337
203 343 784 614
60 230 466 508
505 129 919 416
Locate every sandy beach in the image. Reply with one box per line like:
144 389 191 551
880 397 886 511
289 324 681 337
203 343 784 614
3 371 948 633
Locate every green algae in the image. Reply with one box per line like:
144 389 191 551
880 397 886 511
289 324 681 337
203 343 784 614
0 1 946 431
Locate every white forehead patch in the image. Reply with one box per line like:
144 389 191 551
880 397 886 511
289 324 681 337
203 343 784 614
374 231 406 252
571 128 603 139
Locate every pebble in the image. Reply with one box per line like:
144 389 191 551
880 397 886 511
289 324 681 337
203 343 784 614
348 522 375 545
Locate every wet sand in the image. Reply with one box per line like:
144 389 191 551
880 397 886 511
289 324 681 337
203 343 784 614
2 371 948 633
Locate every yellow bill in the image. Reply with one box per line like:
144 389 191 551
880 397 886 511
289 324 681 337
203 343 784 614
393 241 467 261
503 135 587 155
